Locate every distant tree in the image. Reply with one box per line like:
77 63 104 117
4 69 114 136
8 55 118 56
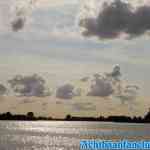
99 116 105 121
6 112 12 117
6 112 12 119
27 112 34 119
65 114 72 120
144 108 150 122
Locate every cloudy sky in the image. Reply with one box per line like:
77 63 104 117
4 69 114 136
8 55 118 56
0 0 150 118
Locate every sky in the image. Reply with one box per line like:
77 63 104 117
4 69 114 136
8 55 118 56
0 0 150 118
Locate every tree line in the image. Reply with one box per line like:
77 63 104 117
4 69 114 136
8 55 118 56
0 109 150 123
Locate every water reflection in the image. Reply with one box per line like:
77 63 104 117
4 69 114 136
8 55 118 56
0 121 150 150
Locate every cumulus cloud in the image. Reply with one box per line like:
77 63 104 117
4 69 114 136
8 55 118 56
56 84 75 99
87 76 114 97
72 102 96 111
0 84 7 96
106 65 121 81
87 65 139 104
11 17 26 32
116 85 139 104
8 74 51 97
11 0 37 32
79 0 150 39
56 84 81 99
87 65 121 97
0 0 36 32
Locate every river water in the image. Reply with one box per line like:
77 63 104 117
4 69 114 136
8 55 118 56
0 121 149 150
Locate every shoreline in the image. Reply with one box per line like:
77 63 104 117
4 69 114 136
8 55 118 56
0 110 150 123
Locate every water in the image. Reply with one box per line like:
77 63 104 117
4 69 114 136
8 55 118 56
0 121 150 150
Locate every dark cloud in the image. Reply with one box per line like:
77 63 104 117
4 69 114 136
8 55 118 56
87 65 139 104
87 66 121 97
0 84 7 96
11 0 36 32
11 17 26 32
87 65 121 97
79 0 150 39
56 84 75 99
87 76 114 97
72 102 96 111
56 84 80 99
8 74 51 97
106 65 121 81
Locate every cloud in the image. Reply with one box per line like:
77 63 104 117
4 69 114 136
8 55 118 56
8 74 51 97
72 102 96 111
56 101 63 105
11 0 37 32
106 65 121 81
87 76 114 97
56 84 74 99
56 84 80 99
87 65 139 104
0 84 7 96
11 17 26 32
0 0 36 32
80 77 89 82
116 85 139 104
87 65 121 97
79 0 150 39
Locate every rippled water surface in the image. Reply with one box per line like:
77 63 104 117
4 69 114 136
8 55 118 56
0 121 150 150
